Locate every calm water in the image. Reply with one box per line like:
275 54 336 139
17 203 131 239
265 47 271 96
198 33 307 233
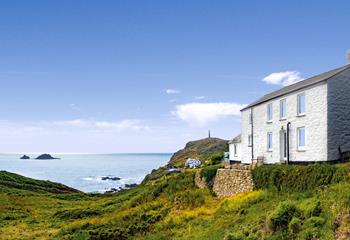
0 153 171 193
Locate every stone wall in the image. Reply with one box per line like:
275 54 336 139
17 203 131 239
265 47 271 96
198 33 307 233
194 170 207 189
212 168 254 199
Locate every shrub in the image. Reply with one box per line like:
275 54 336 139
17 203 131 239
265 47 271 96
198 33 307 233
174 189 205 209
288 217 302 234
201 164 222 186
54 209 102 220
268 201 299 231
298 199 322 218
252 164 348 192
304 216 326 228
209 153 224 165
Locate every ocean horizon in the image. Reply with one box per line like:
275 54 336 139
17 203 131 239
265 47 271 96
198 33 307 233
0 153 172 193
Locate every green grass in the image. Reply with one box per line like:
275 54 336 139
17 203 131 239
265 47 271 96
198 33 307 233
2 163 350 239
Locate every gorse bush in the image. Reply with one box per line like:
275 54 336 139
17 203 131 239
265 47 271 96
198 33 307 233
252 164 348 192
174 189 205 209
54 208 102 220
268 201 300 231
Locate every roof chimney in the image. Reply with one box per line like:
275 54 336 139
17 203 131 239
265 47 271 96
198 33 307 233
347 49 350 64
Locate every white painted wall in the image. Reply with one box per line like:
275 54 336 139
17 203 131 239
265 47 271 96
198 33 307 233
241 109 252 163
241 82 328 163
229 142 241 161
327 68 350 160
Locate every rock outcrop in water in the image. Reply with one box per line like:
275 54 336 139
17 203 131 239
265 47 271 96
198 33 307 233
101 176 121 181
20 155 30 159
35 154 60 160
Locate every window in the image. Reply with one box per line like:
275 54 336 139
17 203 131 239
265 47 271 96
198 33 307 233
248 134 252 146
297 93 305 115
267 103 273 122
234 144 237 156
249 113 252 124
280 99 287 119
267 132 273 151
297 127 306 150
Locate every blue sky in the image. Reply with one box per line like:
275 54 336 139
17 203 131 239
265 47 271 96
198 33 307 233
0 1 349 153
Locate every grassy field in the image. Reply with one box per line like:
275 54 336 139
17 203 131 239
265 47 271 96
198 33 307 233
1 162 350 239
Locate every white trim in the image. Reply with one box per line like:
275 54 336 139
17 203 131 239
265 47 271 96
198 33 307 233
267 132 273 151
248 134 252 147
267 103 273 122
297 93 306 116
280 98 287 119
297 127 306 150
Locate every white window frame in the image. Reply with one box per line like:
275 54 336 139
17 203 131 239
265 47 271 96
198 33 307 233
297 127 306 151
248 134 252 147
234 144 237 156
297 93 306 116
267 103 273 122
280 98 287 119
267 132 273 151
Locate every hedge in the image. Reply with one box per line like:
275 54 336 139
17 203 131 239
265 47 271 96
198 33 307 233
252 164 348 192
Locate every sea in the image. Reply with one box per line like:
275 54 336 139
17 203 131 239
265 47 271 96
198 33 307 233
0 153 171 193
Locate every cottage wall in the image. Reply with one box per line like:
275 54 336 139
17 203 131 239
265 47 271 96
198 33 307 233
241 82 328 163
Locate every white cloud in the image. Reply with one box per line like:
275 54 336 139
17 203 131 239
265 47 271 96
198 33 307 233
51 119 150 132
53 119 89 127
165 89 181 94
69 103 81 112
195 96 205 100
94 120 150 132
262 71 304 86
172 102 246 126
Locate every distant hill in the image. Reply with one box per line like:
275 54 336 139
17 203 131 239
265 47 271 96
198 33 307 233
168 137 229 167
0 171 80 194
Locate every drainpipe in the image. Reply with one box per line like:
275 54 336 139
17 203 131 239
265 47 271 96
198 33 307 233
286 122 291 165
251 108 254 162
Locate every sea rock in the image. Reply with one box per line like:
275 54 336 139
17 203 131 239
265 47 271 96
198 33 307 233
124 183 138 189
101 176 121 181
35 154 60 160
185 158 202 168
20 155 30 159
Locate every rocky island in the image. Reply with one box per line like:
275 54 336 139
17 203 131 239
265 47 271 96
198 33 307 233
20 155 30 159
35 154 60 160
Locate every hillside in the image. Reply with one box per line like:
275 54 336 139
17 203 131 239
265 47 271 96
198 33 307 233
168 137 229 167
0 171 80 194
2 162 350 239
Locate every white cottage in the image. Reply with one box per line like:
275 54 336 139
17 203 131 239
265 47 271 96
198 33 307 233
230 62 350 164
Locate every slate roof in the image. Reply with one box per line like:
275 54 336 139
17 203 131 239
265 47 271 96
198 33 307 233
229 134 241 144
241 64 350 111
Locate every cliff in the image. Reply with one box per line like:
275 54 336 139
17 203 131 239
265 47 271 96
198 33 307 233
168 137 228 167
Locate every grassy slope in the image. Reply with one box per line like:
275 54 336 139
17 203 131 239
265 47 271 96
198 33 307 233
1 164 350 239
168 137 228 167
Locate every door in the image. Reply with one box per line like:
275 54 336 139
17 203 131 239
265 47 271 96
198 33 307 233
280 130 287 161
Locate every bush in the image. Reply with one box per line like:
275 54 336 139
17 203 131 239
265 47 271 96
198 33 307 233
209 153 224 165
298 199 322 218
201 164 222 186
268 201 299 231
252 164 348 192
174 189 205 209
54 209 102 220
288 217 302 234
